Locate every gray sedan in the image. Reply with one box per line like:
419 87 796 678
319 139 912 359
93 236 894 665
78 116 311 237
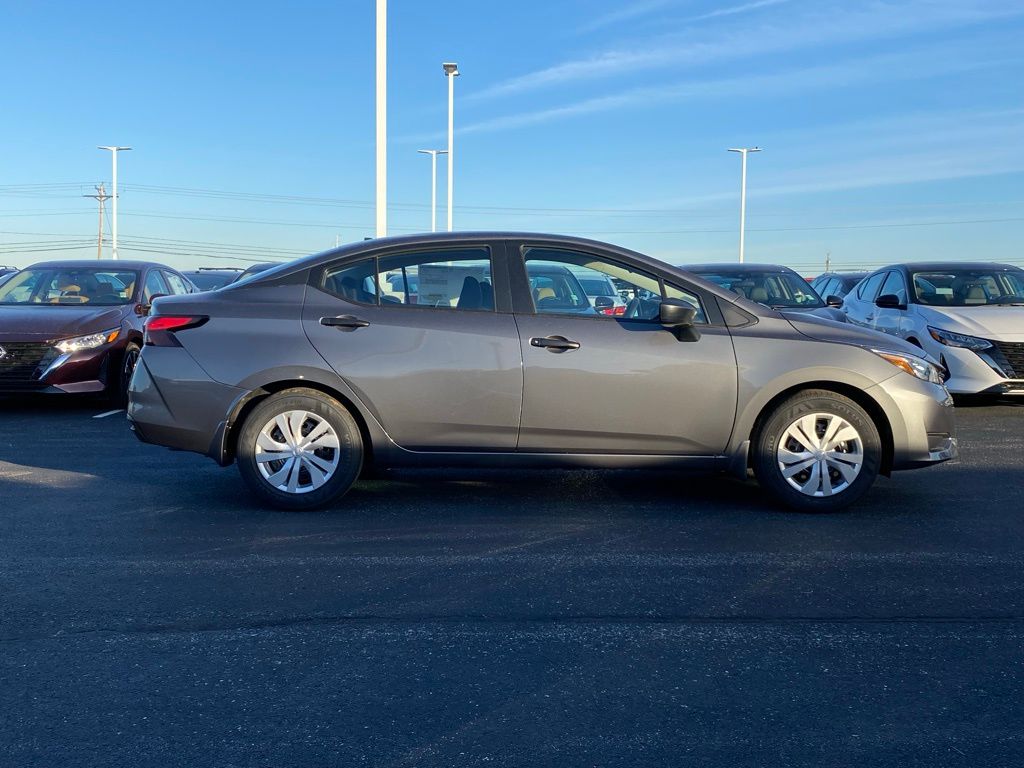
127 232 957 512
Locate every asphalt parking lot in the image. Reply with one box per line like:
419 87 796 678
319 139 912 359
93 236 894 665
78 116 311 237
1 397 1022 767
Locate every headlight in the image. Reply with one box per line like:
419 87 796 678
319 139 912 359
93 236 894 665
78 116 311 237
55 328 121 354
927 326 992 351
872 349 945 385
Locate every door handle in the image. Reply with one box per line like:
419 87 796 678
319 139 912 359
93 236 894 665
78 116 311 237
320 315 370 330
530 335 580 352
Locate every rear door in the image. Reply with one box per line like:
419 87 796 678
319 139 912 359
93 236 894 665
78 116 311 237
301 241 523 451
510 243 738 455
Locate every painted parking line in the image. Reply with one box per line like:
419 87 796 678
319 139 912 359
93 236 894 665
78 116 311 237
93 409 125 419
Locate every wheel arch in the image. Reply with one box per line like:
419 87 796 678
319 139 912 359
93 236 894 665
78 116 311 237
746 381 895 477
220 378 383 468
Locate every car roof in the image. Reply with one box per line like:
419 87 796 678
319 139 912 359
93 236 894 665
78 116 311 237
679 262 802 274
24 259 174 271
887 262 1023 273
240 231 748 306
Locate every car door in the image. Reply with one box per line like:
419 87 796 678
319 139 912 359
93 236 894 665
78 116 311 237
510 243 738 455
844 271 886 328
872 270 909 337
301 241 523 451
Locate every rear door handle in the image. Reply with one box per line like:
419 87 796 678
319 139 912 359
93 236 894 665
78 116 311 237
320 315 370 330
530 335 581 352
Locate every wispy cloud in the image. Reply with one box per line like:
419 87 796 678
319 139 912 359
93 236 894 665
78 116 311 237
450 51 1013 139
678 0 793 25
469 0 1024 102
579 0 690 34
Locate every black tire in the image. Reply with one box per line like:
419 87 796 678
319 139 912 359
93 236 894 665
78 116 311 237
236 388 363 510
113 342 141 406
752 389 882 512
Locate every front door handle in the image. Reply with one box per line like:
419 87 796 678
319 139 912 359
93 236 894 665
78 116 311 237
530 335 581 352
320 315 370 330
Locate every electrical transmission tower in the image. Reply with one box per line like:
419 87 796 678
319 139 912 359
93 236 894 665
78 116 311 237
83 184 112 259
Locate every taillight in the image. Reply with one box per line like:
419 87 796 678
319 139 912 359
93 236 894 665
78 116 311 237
612 306 626 316
145 315 208 346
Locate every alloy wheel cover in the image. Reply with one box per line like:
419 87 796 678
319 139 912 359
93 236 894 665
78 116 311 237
255 410 341 494
777 412 864 497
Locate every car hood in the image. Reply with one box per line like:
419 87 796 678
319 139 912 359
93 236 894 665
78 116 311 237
0 305 128 342
915 305 1024 341
782 311 937 362
778 305 846 323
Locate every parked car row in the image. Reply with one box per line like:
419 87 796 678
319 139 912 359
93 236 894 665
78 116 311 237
7 236 1018 513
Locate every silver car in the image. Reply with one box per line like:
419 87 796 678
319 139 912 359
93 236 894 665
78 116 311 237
842 262 1024 396
127 232 957 512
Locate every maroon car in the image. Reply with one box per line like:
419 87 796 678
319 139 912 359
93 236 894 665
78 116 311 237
0 260 195 400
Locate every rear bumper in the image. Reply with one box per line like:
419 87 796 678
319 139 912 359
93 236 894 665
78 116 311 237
127 347 248 462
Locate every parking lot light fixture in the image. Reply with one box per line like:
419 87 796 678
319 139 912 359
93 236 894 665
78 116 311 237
443 62 459 232
98 146 132 260
728 147 761 263
417 149 448 232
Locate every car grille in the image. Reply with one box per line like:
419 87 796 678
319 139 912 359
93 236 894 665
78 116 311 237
990 341 1024 379
0 342 56 388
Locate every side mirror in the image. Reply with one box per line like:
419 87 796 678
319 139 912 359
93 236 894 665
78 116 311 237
593 296 614 314
134 294 168 317
825 294 844 308
659 298 701 342
875 293 905 310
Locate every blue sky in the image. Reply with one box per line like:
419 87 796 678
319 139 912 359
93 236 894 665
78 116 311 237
1 0 1022 272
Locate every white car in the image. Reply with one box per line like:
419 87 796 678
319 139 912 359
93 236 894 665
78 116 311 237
843 262 1024 396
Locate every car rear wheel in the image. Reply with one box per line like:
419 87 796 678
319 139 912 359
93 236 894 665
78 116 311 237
752 390 881 512
236 389 363 510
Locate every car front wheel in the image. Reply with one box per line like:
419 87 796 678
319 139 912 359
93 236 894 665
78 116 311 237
236 389 363 510
752 390 882 512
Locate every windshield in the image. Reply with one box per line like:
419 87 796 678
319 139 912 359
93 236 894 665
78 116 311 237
912 269 1024 306
578 277 617 297
0 267 139 306
696 270 824 308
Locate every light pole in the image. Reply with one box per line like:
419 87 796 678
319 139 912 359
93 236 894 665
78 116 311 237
443 62 459 232
98 146 132 260
417 149 448 232
728 146 760 263
375 0 387 237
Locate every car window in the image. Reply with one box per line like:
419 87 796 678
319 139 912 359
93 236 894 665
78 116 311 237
0 268 138 305
162 271 190 295
321 248 495 311
821 278 840 298
524 247 706 323
378 248 493 310
879 271 907 304
143 270 169 303
322 259 379 305
857 272 886 301
911 269 1024 306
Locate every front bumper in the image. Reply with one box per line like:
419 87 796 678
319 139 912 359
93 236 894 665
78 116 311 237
936 343 1024 396
871 373 958 471
0 340 117 394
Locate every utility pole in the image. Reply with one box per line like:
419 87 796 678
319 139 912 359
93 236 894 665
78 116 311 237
98 146 131 259
727 147 761 263
82 183 111 259
825 251 831 273
375 0 387 237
